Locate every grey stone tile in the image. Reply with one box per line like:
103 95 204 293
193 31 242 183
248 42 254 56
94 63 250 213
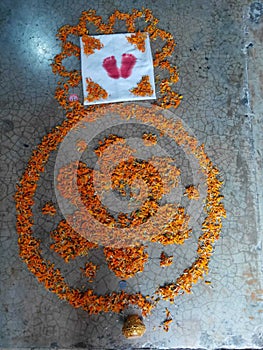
0 0 262 349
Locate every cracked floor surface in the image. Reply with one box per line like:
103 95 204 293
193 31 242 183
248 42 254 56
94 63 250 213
0 0 263 349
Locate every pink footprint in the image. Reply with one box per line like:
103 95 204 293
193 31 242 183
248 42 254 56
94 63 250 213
120 53 137 79
103 56 120 79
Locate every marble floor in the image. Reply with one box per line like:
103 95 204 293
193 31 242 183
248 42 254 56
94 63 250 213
0 0 263 349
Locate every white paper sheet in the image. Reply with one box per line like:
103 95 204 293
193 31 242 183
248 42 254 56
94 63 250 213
80 33 156 105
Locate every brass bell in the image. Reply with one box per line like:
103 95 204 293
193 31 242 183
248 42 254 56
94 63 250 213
122 314 146 338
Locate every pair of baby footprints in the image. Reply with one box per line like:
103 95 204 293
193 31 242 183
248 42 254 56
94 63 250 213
102 54 136 79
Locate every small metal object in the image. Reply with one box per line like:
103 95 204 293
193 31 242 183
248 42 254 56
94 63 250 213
119 280 127 290
122 314 146 338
